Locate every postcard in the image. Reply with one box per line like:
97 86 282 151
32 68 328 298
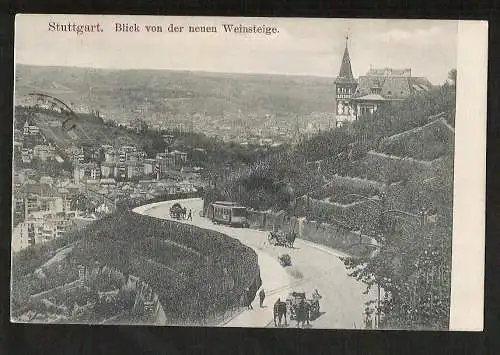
11 14 486 330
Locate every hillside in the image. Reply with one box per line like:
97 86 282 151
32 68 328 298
14 106 276 170
210 82 456 215
204 80 456 330
15 64 335 127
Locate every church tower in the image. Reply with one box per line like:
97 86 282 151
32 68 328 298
334 34 358 127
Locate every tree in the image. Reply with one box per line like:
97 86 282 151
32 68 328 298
447 69 457 86
341 144 453 330
341 201 451 330
336 75 455 330
71 194 94 212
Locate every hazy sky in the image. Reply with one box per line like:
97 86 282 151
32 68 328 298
15 15 458 84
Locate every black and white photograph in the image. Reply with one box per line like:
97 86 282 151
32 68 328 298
11 15 486 330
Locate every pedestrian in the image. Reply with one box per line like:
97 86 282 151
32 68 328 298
243 288 253 310
188 209 192 220
259 288 266 307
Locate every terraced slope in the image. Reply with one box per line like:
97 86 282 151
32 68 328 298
297 114 454 230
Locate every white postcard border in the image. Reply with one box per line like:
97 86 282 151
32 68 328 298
449 20 487 331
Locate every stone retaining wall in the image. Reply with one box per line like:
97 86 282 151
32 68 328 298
245 208 373 257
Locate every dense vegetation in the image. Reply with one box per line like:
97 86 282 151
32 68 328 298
70 210 260 323
341 164 453 329
308 179 382 204
341 79 455 329
377 117 454 161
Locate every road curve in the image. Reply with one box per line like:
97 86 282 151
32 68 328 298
133 198 373 329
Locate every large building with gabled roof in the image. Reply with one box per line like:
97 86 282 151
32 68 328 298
334 37 433 127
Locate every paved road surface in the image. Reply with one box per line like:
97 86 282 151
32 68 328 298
134 198 374 329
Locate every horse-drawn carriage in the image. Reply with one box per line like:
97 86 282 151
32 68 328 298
309 294 321 319
268 231 296 248
169 203 186 220
286 290 321 321
286 292 306 321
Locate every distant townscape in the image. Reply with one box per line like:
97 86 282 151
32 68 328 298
13 113 201 253
12 33 457 330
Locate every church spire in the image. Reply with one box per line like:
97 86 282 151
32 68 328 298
335 32 356 85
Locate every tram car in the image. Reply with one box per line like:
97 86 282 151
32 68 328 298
208 201 249 227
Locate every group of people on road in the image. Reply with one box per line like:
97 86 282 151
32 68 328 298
241 286 321 328
242 287 266 310
171 204 194 221
272 295 313 328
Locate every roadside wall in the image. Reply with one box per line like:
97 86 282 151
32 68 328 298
245 208 373 257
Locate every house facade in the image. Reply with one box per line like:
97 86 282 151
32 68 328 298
334 37 433 127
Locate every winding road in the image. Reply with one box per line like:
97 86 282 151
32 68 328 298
133 198 374 329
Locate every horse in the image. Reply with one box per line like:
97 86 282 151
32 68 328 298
295 300 310 328
273 299 287 327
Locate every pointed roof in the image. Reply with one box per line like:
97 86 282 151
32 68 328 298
335 39 357 85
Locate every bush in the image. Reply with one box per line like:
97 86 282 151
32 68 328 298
351 84 456 141
378 119 454 161
69 209 260 323
309 178 382 203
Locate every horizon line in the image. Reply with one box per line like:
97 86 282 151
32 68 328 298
15 62 440 85
15 62 337 80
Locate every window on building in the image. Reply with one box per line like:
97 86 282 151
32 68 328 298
360 106 372 117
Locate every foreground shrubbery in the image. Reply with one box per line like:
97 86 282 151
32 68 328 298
342 209 452 330
69 210 260 323
12 189 261 324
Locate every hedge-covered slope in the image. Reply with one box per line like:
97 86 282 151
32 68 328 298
378 117 455 161
69 209 260 323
